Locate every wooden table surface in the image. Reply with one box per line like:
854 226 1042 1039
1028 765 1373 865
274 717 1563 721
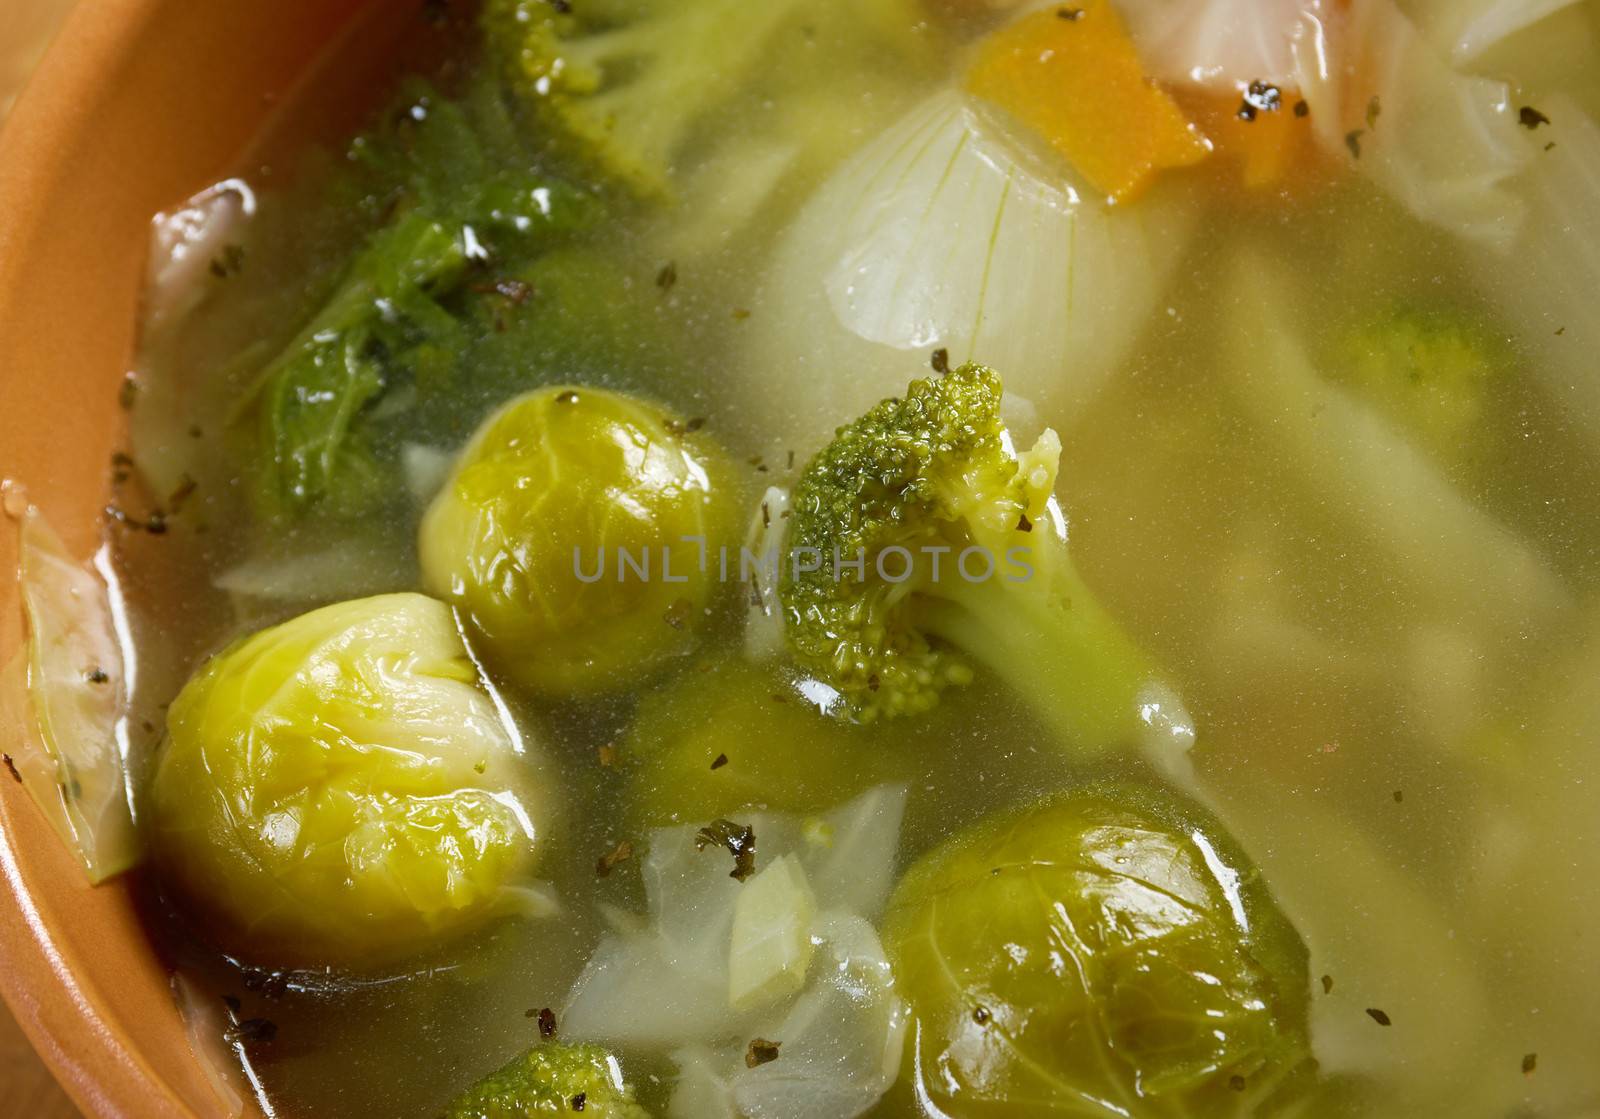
0 999 81 1118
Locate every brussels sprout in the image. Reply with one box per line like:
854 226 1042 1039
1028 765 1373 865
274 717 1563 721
441 1042 650 1118
420 386 735 697
150 593 543 967
622 657 910 826
883 784 1313 1115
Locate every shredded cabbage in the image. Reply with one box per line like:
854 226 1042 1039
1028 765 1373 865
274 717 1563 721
1206 781 1502 1115
1458 615 1600 1110
1119 0 1312 86
746 89 1199 455
0 508 139 882
1402 0 1583 63
1293 0 1533 250
1472 95 1600 451
132 182 258 499
212 540 413 605
1221 250 1567 643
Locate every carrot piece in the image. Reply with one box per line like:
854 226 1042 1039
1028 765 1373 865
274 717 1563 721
1175 84 1333 197
966 3 1210 204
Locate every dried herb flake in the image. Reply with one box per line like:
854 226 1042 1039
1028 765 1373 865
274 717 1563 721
1522 1052 1538 1075
696 819 756 881
710 753 729 771
1365 1007 1392 1027
209 244 247 279
663 597 694 630
745 1038 781 1068
224 1017 278 1046
1520 106 1551 130
596 840 634 878
1238 80 1283 122
118 373 141 411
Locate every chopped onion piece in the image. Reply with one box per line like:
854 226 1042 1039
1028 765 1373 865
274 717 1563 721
401 443 455 506
563 787 906 1056
670 913 909 1119
747 89 1199 455
728 855 818 1010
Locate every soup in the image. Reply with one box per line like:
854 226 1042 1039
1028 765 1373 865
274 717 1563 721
7 0 1600 1116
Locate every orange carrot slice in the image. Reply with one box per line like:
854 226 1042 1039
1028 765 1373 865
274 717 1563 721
1175 82 1333 197
966 3 1211 204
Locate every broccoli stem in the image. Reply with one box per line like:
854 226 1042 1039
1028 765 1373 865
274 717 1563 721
915 560 1157 754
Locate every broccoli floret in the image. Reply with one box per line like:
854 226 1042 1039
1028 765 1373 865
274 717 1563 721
480 0 798 196
777 363 1160 752
480 0 935 199
441 1043 650 1118
1337 303 1508 465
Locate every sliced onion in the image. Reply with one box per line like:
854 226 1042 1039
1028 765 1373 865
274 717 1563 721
1293 0 1532 250
745 89 1200 456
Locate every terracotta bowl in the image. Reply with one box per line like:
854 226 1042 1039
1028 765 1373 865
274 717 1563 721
0 1 421 1113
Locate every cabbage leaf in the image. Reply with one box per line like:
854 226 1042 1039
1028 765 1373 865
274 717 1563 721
1220 249 1566 642
1293 0 1532 250
0 508 138 882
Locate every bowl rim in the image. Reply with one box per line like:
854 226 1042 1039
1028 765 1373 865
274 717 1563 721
0 0 189 1105
0 1 379 1114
